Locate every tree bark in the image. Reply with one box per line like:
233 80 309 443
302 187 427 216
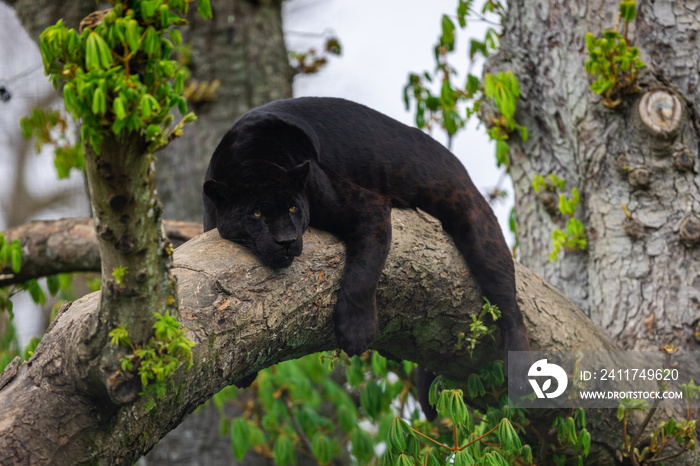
0 219 202 287
0 209 615 465
487 0 700 350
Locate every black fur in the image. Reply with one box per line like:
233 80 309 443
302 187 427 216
203 97 531 413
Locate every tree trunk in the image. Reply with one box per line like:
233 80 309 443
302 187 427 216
154 0 293 221
0 209 618 465
487 0 700 350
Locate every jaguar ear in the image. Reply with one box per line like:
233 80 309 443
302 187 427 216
203 179 233 206
287 161 311 191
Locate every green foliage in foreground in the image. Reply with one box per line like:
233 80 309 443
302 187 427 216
208 349 593 466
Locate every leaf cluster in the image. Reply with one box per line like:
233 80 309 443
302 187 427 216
384 368 531 466
584 1 645 108
532 174 587 262
39 0 210 154
108 311 195 403
20 107 84 179
288 36 342 76
483 71 527 167
1 234 75 372
0 234 72 315
454 298 501 357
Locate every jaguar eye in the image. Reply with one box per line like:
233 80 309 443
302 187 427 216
289 205 297 213
253 210 262 218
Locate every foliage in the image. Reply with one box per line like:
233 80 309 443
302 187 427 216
616 347 698 464
288 36 342 76
584 0 645 108
20 107 84 179
403 0 525 169
108 311 195 405
381 359 591 466
38 0 210 154
532 174 587 262
454 298 501 357
0 233 75 370
482 71 527 167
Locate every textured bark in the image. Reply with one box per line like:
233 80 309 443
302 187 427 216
79 130 177 406
0 219 202 287
487 0 700 350
154 0 293 221
0 209 615 465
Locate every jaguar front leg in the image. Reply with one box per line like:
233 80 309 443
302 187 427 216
333 199 392 356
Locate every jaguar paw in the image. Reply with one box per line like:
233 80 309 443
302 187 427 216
333 298 377 356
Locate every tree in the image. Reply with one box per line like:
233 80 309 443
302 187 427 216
2 0 293 463
486 0 700 351
0 1 698 465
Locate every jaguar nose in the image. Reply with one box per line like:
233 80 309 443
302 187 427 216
276 238 297 250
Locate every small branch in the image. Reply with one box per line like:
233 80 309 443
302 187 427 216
281 389 315 458
456 423 500 452
1 218 202 287
647 443 688 463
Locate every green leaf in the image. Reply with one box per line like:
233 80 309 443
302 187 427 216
371 351 388 377
498 418 522 451
440 15 456 49
95 33 113 69
577 428 591 456
92 88 106 116
466 373 485 398
86 32 101 70
495 140 510 167
27 279 46 305
338 403 357 432
311 433 333 465
113 96 126 121
465 74 480 96
457 0 469 27
350 428 374 463
558 194 570 216
273 435 295 466
387 417 407 454
126 19 141 53
453 449 475 466
360 380 383 420
198 0 213 19
46 274 60 296
141 94 154 119
231 418 250 462
10 240 22 274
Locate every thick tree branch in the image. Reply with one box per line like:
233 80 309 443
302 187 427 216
0 210 613 464
0 219 203 287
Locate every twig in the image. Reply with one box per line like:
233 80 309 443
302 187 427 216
281 389 315 459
